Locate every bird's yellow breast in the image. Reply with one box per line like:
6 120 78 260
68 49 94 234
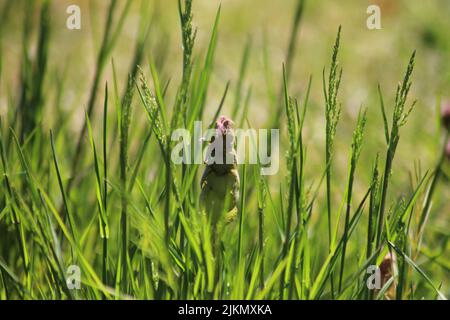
200 168 239 225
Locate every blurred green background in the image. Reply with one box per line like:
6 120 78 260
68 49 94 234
0 0 448 298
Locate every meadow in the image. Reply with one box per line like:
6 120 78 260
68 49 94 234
0 0 448 300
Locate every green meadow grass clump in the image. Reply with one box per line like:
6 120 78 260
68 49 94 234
0 0 448 300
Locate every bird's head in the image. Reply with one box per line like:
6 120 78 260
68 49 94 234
213 115 235 150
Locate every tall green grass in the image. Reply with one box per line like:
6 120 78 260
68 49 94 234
0 0 448 300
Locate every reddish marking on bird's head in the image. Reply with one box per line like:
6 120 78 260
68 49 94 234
446 140 450 161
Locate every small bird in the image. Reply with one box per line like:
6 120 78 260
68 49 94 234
200 116 240 243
